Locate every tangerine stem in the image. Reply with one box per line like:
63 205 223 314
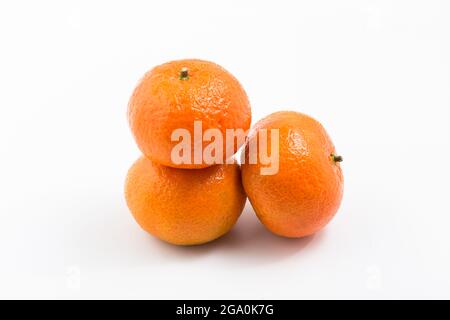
179 67 189 80
331 154 343 163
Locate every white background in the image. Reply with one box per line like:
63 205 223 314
0 0 449 299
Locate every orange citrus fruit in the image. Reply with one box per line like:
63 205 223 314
125 156 246 245
241 111 344 238
128 59 251 168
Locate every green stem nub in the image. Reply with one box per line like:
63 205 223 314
179 67 189 80
332 154 343 163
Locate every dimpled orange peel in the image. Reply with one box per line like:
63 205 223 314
127 59 251 169
125 156 246 245
241 111 344 238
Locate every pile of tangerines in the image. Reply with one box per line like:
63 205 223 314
125 59 343 246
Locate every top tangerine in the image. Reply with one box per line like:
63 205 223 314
128 59 251 168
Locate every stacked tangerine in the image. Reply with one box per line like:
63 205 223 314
125 59 344 246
